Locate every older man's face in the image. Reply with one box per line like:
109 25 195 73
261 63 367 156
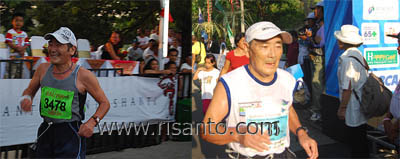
48 38 75 65
247 36 283 78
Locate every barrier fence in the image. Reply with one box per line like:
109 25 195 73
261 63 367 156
0 67 192 158
0 59 34 79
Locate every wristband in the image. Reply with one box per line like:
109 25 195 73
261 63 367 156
19 95 32 103
296 126 308 136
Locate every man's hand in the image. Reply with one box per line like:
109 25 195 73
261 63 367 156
383 120 398 143
20 98 32 112
237 126 271 152
337 106 346 120
298 132 318 159
306 29 312 37
78 119 96 138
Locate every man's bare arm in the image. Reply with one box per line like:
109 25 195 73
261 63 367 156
81 69 110 120
20 63 47 111
218 60 230 78
200 82 238 145
288 106 318 159
78 69 110 137
201 82 271 151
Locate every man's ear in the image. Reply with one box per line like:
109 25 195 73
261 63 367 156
70 46 77 57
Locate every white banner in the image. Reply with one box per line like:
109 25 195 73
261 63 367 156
0 76 177 146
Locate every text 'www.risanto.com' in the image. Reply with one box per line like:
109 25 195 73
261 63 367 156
97 119 282 136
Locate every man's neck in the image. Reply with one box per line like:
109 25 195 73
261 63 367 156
248 64 275 83
53 61 73 73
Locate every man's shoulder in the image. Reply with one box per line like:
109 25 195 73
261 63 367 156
276 68 296 85
221 66 245 80
77 66 97 81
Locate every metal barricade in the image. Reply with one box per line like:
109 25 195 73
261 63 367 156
0 59 33 79
88 68 123 77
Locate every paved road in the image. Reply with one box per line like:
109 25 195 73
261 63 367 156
87 140 191 159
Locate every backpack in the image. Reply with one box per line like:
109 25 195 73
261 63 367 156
349 56 392 119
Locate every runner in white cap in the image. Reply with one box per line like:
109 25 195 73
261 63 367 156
19 27 110 158
201 21 318 159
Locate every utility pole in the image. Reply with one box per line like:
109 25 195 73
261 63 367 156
240 0 245 33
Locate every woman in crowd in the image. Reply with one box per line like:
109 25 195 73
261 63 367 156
102 31 124 60
142 58 173 75
218 33 249 77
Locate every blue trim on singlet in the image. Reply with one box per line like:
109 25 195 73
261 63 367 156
244 65 277 86
220 78 231 121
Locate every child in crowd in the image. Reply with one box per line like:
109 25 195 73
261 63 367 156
5 13 30 58
193 54 220 115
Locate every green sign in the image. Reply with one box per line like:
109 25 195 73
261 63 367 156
365 50 398 65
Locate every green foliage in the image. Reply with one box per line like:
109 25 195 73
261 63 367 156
0 0 189 49
192 0 306 48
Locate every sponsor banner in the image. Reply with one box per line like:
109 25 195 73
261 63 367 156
364 47 399 68
384 22 400 44
372 69 400 92
363 0 399 20
361 23 380 44
0 76 177 146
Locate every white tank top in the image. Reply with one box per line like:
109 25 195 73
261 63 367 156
220 65 296 157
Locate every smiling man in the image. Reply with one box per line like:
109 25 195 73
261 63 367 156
201 22 318 159
19 27 110 158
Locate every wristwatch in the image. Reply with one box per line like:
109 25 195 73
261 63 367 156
92 116 100 126
296 126 308 136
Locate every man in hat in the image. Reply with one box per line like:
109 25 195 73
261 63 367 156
19 27 110 158
335 24 369 158
128 38 144 61
201 21 318 159
307 0 325 121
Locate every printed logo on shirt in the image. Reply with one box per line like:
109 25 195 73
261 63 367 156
238 101 261 116
204 76 213 84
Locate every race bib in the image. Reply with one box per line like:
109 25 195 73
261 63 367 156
240 100 289 151
40 86 74 119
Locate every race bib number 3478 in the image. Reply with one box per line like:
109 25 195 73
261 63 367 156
40 86 74 119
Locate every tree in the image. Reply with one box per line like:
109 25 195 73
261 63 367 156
0 0 190 52
192 0 306 49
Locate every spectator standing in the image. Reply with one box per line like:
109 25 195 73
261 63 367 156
127 39 144 61
5 13 30 58
286 31 299 67
219 33 249 77
136 28 150 50
192 35 206 71
335 25 369 158
308 1 325 121
193 54 220 114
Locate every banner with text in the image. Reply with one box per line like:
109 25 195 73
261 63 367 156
0 76 177 146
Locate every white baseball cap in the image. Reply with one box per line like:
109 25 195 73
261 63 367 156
44 27 77 47
245 21 292 44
